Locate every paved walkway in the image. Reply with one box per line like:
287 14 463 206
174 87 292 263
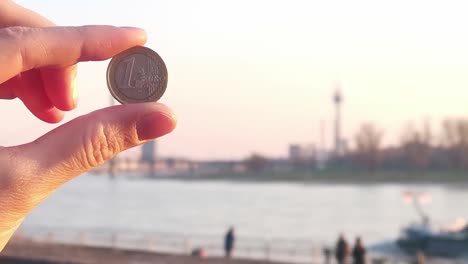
1 239 293 264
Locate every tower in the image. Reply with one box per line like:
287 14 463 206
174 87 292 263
333 88 343 156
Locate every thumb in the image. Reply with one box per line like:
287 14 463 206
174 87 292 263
7 103 176 212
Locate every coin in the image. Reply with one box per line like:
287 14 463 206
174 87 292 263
106 46 168 104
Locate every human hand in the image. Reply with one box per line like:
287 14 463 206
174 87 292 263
0 1 177 250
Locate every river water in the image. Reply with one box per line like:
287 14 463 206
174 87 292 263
20 174 468 245
15 174 468 263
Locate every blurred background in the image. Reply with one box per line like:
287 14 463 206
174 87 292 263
2 0 468 263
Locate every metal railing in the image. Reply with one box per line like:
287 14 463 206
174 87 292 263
16 228 440 264
15 227 324 263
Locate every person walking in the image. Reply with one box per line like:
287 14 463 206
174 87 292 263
323 247 332 264
335 234 350 264
224 227 235 258
352 237 366 264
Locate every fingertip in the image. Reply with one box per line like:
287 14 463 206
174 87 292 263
119 27 147 45
116 102 177 141
34 108 64 123
136 111 176 141
152 103 177 123
41 66 77 111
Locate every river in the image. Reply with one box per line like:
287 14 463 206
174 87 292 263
20 174 468 244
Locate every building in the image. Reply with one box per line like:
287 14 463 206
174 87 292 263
141 140 157 163
288 144 316 166
289 144 302 162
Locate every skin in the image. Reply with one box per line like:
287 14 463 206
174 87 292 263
0 0 177 251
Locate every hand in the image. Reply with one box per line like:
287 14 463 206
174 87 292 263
0 1 177 250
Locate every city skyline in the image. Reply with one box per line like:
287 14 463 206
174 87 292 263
1 0 468 160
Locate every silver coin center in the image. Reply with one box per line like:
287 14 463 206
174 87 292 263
114 53 164 100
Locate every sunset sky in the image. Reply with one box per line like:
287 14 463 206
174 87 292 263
2 0 468 160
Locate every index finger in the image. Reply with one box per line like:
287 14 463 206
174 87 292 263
0 25 147 83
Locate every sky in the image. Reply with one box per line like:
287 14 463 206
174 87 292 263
2 0 468 160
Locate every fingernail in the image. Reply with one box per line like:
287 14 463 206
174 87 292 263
70 67 78 108
136 112 176 141
71 78 78 107
120 27 147 44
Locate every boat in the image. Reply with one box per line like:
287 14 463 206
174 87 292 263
397 192 468 258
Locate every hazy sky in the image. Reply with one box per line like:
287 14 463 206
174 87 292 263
2 0 468 160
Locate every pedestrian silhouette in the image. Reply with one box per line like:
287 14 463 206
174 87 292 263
335 233 350 264
352 237 366 264
224 227 235 258
323 247 332 264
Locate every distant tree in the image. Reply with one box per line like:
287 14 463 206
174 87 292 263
441 119 468 170
400 120 432 173
244 153 268 172
379 145 404 169
353 123 384 172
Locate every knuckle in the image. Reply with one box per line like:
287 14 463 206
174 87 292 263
77 26 114 61
0 147 15 192
0 176 15 195
0 146 34 205
0 26 47 70
79 124 123 169
0 26 27 41
0 27 25 57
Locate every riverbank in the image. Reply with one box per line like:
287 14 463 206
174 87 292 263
1 238 293 264
167 169 468 185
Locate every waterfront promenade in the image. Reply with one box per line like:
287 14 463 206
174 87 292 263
1 238 293 264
